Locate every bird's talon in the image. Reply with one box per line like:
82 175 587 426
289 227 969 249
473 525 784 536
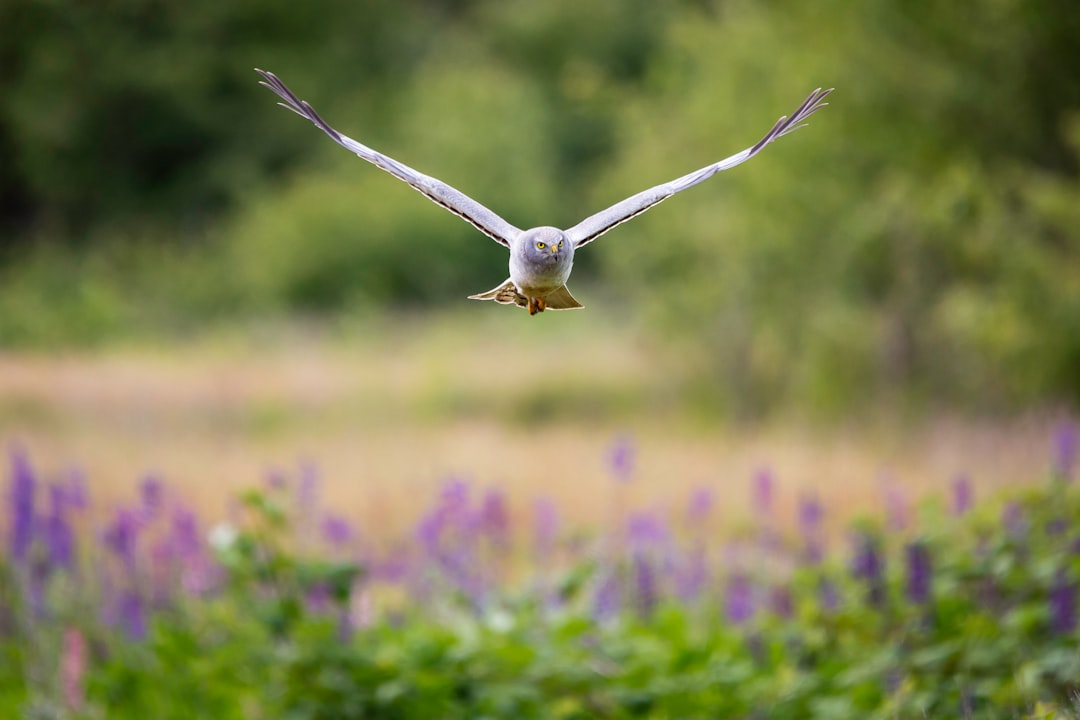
526 296 547 315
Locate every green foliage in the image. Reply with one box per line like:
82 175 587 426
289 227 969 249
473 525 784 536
0 0 440 240
217 487 365 638
592 0 1080 415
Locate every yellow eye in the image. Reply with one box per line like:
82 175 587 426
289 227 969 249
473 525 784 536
557 240 564 249
536 241 546 250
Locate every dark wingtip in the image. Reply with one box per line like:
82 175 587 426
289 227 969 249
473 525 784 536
750 86 836 151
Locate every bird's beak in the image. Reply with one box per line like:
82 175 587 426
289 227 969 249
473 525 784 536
550 247 559 255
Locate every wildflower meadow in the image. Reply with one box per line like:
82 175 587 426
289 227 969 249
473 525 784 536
3 422 1079 719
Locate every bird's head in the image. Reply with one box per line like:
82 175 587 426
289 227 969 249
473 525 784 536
519 226 572 266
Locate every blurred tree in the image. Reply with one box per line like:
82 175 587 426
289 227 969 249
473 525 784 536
0 0 1077 416
0 0 448 246
593 0 1080 415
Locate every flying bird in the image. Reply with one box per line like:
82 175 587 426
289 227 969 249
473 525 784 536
256 69 831 315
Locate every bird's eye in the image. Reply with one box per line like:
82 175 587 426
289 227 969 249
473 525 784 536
557 240 564 249
536 242 546 250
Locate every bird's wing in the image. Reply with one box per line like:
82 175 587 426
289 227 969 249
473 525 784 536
256 69 521 249
565 87 832 249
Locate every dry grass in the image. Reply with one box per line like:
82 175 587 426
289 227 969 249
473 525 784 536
0 311 1066 542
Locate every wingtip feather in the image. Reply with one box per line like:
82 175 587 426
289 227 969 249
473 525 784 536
276 102 307 118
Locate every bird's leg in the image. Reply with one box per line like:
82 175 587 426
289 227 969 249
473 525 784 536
527 296 546 315
536 297 547 313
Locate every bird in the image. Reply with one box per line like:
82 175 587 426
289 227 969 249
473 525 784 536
256 69 831 316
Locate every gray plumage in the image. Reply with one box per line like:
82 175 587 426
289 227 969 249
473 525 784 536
256 69 832 315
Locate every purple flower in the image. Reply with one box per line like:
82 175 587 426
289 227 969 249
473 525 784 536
882 480 908 532
818 577 840 611
752 468 773 519
321 515 354 547
264 469 288 490
951 475 973 516
905 541 932 604
26 561 48 615
479 489 509 548
1050 569 1076 634
415 512 442 556
45 514 75 570
851 532 886 607
1002 503 1027 539
725 573 755 625
608 434 635 482
337 606 354 644
103 509 140 574
139 476 164 520
148 537 178 606
686 487 713 524
533 498 559 561
627 512 669 548
62 470 88 510
167 506 220 595
45 484 75 569
799 493 823 528
798 493 825 564
414 478 486 610
295 461 321 542
416 478 470 554
170 508 201 558
306 584 332 614
9 449 37 563
118 591 147 640
373 550 411 585
851 533 882 579
769 585 794 619
592 571 620 623
1053 420 1077 482
439 477 470 512
674 545 708 602
298 462 321 503
632 553 658 618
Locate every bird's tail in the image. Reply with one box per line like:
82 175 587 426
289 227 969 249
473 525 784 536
543 285 584 310
468 280 584 311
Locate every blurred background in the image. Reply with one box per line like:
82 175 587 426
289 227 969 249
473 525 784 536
1 0 1078 527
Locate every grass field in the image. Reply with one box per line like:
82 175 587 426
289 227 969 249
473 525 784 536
0 310 1065 542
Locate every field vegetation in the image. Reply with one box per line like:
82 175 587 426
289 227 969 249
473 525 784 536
2 424 1079 718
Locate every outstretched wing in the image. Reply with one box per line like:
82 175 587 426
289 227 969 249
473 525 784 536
565 87 833 248
256 69 521 248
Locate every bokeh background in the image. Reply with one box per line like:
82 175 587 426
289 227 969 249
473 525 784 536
4 1 1080 716
1 0 1079 525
